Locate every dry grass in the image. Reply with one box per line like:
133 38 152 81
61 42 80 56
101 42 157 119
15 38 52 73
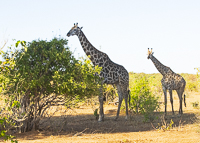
1 92 200 143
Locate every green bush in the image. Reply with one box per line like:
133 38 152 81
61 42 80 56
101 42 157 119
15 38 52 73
129 74 160 122
1 38 102 133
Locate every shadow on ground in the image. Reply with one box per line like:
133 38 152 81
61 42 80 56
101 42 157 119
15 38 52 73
7 109 197 142
1 106 198 142
41 111 197 133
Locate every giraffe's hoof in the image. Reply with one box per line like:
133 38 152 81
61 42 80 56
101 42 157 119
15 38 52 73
98 117 104 122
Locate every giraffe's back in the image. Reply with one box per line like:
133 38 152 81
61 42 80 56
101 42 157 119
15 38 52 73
161 73 186 90
90 49 129 87
102 60 129 86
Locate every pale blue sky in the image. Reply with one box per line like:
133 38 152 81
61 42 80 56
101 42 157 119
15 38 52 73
0 0 200 74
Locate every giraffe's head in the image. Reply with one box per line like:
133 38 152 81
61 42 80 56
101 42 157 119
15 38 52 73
147 48 154 59
67 23 83 37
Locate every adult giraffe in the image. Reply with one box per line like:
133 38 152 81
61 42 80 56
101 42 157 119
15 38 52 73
147 48 186 115
67 23 130 122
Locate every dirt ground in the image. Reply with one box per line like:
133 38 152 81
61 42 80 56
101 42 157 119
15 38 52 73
1 92 200 143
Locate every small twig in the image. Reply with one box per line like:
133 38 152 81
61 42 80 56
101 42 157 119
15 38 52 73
91 129 101 134
108 128 115 133
150 122 157 130
73 128 88 136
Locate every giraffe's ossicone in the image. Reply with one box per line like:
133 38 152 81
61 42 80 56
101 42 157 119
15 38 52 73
67 23 130 122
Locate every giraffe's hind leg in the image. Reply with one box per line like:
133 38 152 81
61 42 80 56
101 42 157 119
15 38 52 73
115 84 123 121
169 90 174 115
124 87 129 120
115 84 129 120
176 87 184 115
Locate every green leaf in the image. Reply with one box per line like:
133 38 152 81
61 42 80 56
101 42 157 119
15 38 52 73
20 41 26 47
0 130 6 137
15 41 20 47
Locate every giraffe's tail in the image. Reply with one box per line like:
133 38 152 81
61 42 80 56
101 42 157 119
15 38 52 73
184 94 186 107
128 90 130 107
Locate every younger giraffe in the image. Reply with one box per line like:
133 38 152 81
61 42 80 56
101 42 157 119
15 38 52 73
67 23 130 122
147 48 186 115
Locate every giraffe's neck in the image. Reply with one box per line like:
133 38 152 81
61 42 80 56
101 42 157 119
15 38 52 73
150 55 170 76
77 30 107 66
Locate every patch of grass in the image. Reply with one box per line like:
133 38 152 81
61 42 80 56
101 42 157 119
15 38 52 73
93 108 99 120
191 101 199 109
151 115 176 132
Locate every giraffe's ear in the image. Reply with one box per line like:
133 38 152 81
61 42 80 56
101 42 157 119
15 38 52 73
80 27 83 30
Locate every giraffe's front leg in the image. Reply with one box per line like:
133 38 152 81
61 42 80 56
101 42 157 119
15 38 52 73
98 96 104 122
98 85 104 122
169 90 174 115
162 86 167 115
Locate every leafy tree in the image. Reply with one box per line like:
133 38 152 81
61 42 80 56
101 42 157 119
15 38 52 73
1 38 102 132
0 40 19 142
